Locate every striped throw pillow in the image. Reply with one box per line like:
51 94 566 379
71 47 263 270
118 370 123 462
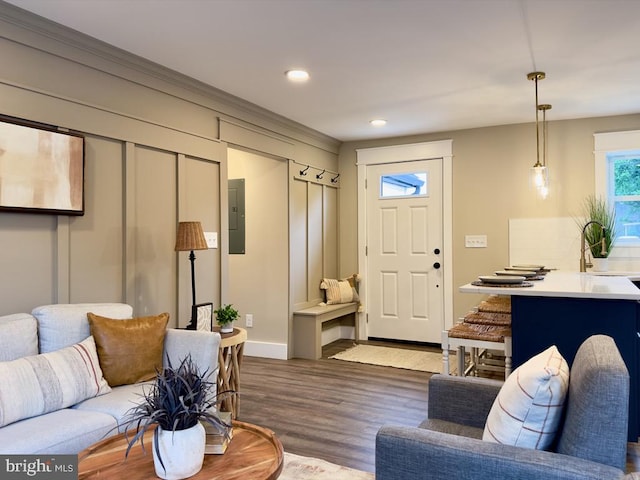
0 336 111 427
320 278 360 304
482 345 569 450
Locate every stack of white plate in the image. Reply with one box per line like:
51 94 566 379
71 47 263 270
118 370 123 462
476 264 547 285
495 270 538 279
477 275 526 285
505 265 547 274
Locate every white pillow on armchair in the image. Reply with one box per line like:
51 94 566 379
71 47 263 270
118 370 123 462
482 344 569 450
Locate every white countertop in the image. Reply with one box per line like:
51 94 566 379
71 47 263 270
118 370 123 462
459 271 640 300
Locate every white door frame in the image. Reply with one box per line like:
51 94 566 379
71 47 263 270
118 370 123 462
356 140 453 342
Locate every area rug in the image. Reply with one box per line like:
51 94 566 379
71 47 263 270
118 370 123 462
280 452 374 480
329 344 456 374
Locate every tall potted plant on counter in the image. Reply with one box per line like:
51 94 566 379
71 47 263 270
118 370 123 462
123 355 231 480
579 195 617 272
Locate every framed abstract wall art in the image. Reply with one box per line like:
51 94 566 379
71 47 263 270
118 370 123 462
0 115 85 215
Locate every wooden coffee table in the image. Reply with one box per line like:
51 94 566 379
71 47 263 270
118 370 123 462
78 421 283 480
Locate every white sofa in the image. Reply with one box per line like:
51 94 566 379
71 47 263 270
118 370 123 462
0 303 220 454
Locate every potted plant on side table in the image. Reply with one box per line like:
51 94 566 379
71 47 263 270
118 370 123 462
123 355 231 480
215 304 238 334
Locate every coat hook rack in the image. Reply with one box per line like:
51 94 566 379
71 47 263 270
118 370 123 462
331 173 340 183
299 165 310 176
316 169 325 180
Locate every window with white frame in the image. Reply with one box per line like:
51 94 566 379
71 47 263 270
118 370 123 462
594 130 640 247
608 152 640 242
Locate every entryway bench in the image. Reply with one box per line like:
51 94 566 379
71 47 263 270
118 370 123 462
293 302 359 359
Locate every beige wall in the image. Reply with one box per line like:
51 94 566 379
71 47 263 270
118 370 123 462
339 114 640 321
227 148 289 351
177 156 222 321
4 4 640 351
290 179 339 309
0 4 339 356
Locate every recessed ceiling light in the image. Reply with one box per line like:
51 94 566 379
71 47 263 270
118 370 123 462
285 69 310 82
370 119 387 127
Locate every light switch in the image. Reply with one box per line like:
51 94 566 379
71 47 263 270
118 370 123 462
465 234 487 248
204 232 218 249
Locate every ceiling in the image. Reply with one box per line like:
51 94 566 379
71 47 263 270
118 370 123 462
5 0 640 142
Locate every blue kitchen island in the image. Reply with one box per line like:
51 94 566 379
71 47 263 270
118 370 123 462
460 271 640 441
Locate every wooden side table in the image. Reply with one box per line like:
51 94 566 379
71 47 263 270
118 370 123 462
215 327 247 419
78 421 283 480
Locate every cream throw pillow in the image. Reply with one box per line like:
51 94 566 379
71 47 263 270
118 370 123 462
483 345 569 450
0 336 111 427
320 277 360 304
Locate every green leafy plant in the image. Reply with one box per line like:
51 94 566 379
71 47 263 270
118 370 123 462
579 195 617 258
122 355 232 465
214 304 238 327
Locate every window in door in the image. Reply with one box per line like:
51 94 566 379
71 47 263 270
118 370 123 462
380 172 427 198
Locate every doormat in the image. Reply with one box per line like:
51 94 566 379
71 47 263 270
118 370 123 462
329 344 456 374
281 452 374 480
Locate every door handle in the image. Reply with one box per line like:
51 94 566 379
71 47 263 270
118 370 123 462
433 262 441 269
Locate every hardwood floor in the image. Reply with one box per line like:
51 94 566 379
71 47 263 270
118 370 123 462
235 339 640 474
236 339 431 473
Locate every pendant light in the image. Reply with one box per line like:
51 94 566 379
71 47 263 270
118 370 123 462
537 103 552 199
527 72 551 199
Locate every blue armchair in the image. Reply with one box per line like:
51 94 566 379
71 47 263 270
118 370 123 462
376 335 635 480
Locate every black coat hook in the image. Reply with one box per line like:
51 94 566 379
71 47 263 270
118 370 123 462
300 165 310 176
331 173 340 183
316 169 325 180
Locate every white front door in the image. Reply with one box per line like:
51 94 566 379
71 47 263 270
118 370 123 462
365 159 443 343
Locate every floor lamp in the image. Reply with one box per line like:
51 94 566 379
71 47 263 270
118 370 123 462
175 221 208 325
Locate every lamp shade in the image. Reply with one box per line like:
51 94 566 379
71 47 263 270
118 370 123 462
175 221 208 251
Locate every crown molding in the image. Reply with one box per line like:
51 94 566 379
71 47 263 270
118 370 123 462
0 1 341 155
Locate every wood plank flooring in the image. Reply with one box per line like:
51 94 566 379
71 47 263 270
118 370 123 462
235 339 640 474
236 339 430 473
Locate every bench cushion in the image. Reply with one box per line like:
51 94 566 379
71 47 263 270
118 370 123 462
294 302 358 322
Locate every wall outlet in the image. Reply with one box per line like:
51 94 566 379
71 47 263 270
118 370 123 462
245 313 253 328
204 231 218 249
465 234 488 248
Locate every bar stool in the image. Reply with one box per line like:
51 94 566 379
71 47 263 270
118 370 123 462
442 300 512 380
477 295 511 314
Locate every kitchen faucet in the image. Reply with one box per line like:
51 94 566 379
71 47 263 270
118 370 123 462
580 220 607 272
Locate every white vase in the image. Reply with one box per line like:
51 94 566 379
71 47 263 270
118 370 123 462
152 423 205 480
220 324 234 334
591 257 609 272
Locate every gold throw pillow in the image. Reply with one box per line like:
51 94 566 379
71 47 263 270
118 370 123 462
88 312 169 387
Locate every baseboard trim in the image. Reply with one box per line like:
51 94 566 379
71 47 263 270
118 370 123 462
244 340 288 360
244 328 354 360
